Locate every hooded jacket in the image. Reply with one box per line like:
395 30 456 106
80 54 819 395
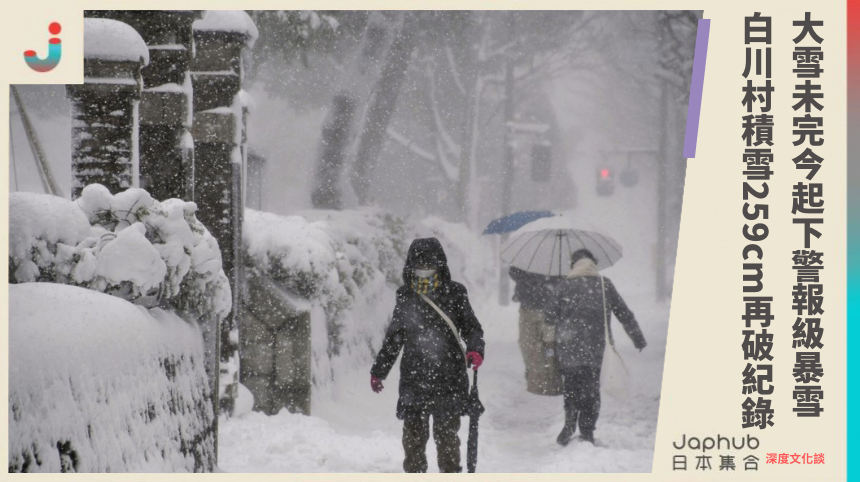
371 238 485 419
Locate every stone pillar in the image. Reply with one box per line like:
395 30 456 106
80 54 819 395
86 10 200 202
83 10 223 434
191 10 257 416
246 149 266 211
67 18 148 199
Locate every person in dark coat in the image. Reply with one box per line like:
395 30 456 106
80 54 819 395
370 237 485 473
546 249 647 445
509 266 564 395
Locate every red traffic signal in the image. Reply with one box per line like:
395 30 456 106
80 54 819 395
596 167 614 196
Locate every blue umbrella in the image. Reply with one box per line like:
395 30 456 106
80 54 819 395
482 210 555 235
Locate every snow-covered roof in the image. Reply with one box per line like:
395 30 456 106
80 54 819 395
193 10 259 48
84 18 149 65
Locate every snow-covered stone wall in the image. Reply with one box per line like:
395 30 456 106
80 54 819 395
8 187 233 472
9 283 215 472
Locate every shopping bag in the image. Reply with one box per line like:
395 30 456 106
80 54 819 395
600 343 629 399
599 276 629 399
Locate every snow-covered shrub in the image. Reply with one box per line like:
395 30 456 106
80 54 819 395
243 209 406 376
9 192 93 284
9 186 231 323
9 283 215 472
242 208 496 401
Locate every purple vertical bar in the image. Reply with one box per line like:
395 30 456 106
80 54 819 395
683 19 711 159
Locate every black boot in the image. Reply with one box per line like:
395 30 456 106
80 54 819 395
579 431 595 444
556 410 578 446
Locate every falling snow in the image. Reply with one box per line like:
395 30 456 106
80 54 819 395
9 9 698 474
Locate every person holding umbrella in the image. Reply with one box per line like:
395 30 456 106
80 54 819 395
370 237 485 473
546 248 647 446
509 266 564 395
483 210 561 396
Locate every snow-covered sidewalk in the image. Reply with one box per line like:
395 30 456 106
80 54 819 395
218 292 668 473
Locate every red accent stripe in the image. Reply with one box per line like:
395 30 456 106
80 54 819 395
49 38 61 45
849 0 860 93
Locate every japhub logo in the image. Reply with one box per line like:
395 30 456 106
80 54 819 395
24 22 62 72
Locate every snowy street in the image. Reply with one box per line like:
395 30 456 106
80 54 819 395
219 293 668 473
9 10 693 474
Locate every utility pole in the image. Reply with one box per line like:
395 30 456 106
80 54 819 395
499 12 517 306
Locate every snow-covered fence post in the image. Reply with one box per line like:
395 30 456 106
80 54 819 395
240 270 312 416
66 18 148 199
190 10 258 417
88 10 201 202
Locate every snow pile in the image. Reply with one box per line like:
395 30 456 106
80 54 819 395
9 187 231 323
233 383 255 419
95 222 166 291
83 18 150 65
219 409 401 472
243 208 497 397
194 10 259 48
9 283 215 472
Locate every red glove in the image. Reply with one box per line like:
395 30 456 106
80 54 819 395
466 351 483 370
371 375 384 393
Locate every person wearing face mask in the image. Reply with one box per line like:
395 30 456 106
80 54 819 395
370 237 485 473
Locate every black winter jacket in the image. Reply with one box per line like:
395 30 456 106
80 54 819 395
509 266 563 310
546 275 646 371
371 238 485 419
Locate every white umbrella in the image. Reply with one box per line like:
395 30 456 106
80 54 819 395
500 217 623 276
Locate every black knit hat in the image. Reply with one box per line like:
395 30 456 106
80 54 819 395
569 248 597 267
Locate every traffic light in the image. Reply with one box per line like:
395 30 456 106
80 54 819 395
596 167 614 196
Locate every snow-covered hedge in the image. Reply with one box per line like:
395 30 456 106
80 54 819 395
242 208 495 397
9 186 231 323
243 209 404 359
9 283 215 472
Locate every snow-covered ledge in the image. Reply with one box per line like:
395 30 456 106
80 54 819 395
83 18 149 66
9 284 215 472
193 10 258 49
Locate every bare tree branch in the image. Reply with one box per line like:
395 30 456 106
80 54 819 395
444 41 467 96
426 63 462 158
386 127 435 161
